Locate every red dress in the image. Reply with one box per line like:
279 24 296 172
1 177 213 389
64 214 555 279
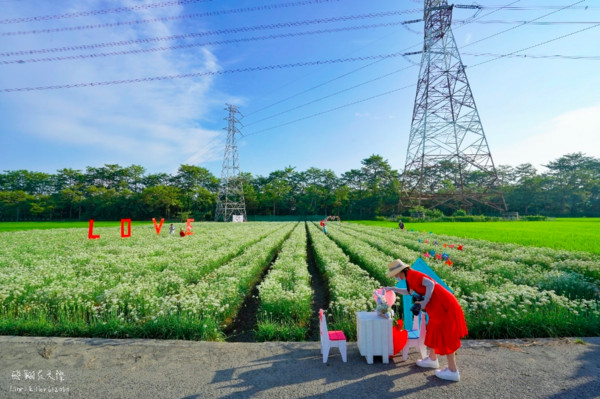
406 269 468 355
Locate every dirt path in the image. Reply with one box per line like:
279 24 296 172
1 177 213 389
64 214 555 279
226 222 329 342
225 250 280 343
305 222 329 341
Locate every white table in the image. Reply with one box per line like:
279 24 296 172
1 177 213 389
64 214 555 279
356 311 394 364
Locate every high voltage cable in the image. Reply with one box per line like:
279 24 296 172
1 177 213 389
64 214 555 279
1 0 592 138
243 85 416 137
0 0 348 35
467 22 600 68
4 0 566 101
243 65 414 128
460 0 587 48
476 5 597 10
243 0 521 119
0 21 416 65
16 3 589 35
0 0 212 24
455 20 600 25
244 20 600 137
243 58 388 117
0 52 408 93
451 0 522 31
15 3 587 36
463 52 600 60
243 52 414 120
0 11 424 58
0 0 588 100
0 0 515 96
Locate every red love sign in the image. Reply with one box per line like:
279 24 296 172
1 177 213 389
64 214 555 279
392 325 408 355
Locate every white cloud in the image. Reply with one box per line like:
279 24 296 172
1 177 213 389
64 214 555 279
0 1 226 172
493 104 600 168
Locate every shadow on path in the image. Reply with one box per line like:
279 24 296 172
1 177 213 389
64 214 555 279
545 338 600 399
181 346 434 399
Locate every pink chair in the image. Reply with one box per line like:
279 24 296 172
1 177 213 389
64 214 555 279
319 309 347 363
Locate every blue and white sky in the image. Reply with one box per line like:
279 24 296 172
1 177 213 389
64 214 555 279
1 0 599 178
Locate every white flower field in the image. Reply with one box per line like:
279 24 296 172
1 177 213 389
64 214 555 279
0 221 598 341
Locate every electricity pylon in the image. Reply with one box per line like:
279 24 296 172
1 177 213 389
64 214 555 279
215 104 247 222
400 0 506 213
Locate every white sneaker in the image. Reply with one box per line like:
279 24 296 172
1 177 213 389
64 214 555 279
416 356 439 368
435 368 460 382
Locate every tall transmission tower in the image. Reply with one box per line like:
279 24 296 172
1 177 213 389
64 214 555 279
215 104 247 222
400 0 506 213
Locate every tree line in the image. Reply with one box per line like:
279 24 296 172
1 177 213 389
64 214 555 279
1 153 599 221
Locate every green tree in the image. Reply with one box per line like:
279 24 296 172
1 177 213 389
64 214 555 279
359 155 400 216
55 168 85 219
544 153 600 216
141 185 182 219
262 168 294 216
0 190 31 220
173 165 218 218
143 173 171 188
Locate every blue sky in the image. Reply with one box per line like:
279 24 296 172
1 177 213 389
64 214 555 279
0 0 599 179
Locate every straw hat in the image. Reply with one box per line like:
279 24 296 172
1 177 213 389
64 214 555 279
386 259 410 278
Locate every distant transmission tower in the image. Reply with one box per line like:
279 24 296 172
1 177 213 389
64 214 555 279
400 0 506 213
215 104 247 222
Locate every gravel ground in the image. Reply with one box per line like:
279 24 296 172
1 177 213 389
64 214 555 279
1 336 599 399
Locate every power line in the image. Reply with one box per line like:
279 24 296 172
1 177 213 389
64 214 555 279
451 0 523 31
460 0 588 48
243 58 390 117
243 64 414 127
0 21 417 65
476 5 598 11
244 84 416 137
243 15 600 136
0 11 426 58
463 52 600 60
0 51 409 93
467 22 600 68
0 0 212 24
243 0 522 118
0 0 347 36
455 20 600 25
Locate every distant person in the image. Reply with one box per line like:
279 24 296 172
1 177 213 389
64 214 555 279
169 224 175 235
398 220 405 230
323 220 327 234
179 228 186 237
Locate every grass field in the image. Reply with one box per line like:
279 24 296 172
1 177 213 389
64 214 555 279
352 218 600 255
0 221 598 341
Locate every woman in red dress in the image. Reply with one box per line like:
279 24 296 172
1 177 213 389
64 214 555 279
385 259 468 382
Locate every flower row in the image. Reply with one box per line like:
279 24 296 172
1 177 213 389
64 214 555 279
306 222 380 338
338 223 599 338
255 223 313 341
344 223 600 300
322 223 397 285
0 222 290 339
